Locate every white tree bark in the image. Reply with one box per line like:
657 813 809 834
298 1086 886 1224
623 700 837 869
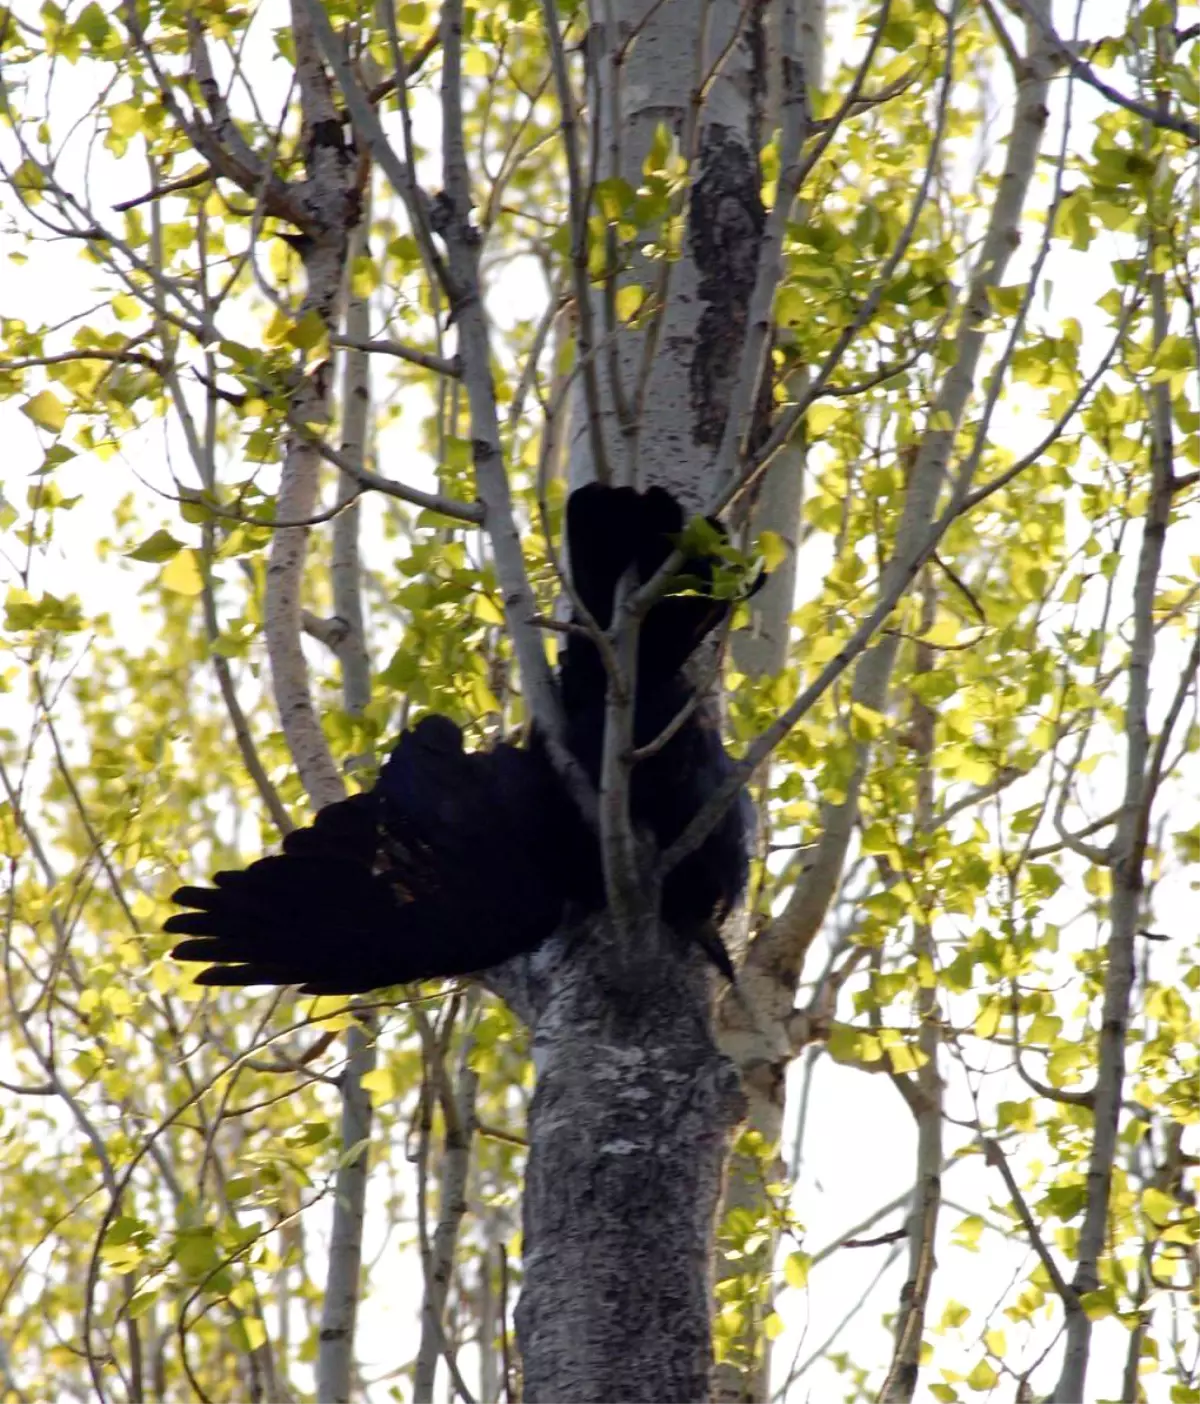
263 0 364 812
316 209 378 1404
732 0 824 680
567 0 768 505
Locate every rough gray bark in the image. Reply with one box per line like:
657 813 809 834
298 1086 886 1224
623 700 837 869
516 920 744 1402
511 3 767 1396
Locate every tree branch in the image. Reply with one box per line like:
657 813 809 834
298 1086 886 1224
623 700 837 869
983 1137 1078 1306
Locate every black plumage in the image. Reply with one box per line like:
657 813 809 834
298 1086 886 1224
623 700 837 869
168 717 581 993
167 484 754 993
555 483 751 934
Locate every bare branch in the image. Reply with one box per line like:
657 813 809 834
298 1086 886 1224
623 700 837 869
749 0 1060 984
330 334 460 379
111 165 214 212
983 1138 1078 1307
433 0 564 749
926 766 1024 830
294 0 450 293
1054 47 1181 1393
412 1006 480 1404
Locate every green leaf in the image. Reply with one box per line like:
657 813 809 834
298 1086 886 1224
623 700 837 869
952 1215 985 1251
172 1225 220 1276
1142 1186 1177 1224
229 1316 268 1352
76 2 111 44
973 999 1002 1039
615 284 645 322
288 308 328 352
126 530 184 564
361 1067 396 1106
757 530 788 571
805 402 843 436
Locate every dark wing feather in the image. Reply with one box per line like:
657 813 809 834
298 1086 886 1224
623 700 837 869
168 484 755 995
166 843 418 993
168 716 577 993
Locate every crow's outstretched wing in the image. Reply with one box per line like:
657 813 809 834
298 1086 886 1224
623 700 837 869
167 716 578 994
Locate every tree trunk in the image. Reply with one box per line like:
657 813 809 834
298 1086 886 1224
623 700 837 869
516 920 743 1402
513 3 767 1395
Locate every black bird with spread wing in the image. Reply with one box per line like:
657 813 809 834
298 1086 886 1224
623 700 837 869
166 484 755 993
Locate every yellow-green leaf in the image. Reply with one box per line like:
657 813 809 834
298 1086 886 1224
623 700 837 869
757 529 789 571
126 530 184 564
805 402 843 436
615 284 645 321
965 1359 998 1390
160 550 204 596
21 390 69 433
